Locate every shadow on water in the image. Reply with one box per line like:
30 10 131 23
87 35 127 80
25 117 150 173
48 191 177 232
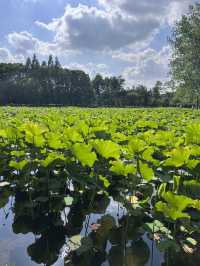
0 185 200 266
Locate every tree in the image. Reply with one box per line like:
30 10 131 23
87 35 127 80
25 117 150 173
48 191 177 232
151 81 162 107
0 54 174 107
170 3 200 108
31 54 40 70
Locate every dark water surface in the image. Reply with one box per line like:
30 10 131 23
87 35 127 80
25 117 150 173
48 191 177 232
0 192 199 266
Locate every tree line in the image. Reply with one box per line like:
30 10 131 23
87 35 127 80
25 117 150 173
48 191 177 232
0 55 173 107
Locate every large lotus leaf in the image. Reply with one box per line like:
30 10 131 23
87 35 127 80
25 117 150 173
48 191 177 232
185 123 200 144
94 140 121 159
155 201 190 220
40 152 66 167
0 129 7 138
186 159 199 169
139 161 154 181
9 159 28 170
163 147 191 167
162 192 194 211
128 138 146 154
112 132 128 143
46 132 63 149
72 143 97 167
110 160 136 176
20 122 47 136
75 121 90 137
63 127 84 143
150 131 175 147
20 123 47 146
155 192 197 220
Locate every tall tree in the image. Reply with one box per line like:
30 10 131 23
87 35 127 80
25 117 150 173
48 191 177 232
170 3 200 108
151 81 162 107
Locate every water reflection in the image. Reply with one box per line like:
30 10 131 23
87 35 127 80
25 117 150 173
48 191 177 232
0 185 200 266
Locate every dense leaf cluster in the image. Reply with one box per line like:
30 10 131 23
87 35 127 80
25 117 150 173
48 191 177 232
0 107 200 257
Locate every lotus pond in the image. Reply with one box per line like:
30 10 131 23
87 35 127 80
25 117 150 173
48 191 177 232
0 107 200 266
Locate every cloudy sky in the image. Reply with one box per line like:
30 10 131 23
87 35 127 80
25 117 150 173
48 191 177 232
0 0 199 87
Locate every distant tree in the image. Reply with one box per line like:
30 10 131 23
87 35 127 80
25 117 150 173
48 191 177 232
31 54 40 70
92 74 104 104
151 81 162 107
48 55 54 69
25 57 32 72
0 55 175 107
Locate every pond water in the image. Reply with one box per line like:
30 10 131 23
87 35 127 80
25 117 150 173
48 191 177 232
0 189 199 266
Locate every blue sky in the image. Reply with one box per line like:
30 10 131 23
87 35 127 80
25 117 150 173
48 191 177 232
0 0 199 87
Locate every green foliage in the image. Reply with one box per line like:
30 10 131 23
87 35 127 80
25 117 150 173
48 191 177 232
170 3 200 107
94 140 121 159
0 106 200 258
139 161 154 181
110 160 136 176
155 192 196 220
72 143 97 167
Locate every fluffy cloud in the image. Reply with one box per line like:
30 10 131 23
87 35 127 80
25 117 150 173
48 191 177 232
35 1 197 53
0 47 24 63
7 31 80 58
65 62 111 78
7 32 38 53
36 3 163 51
99 0 196 24
0 48 13 62
122 46 171 87
1 0 198 86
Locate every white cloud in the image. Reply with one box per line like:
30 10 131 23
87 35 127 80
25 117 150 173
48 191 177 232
7 32 38 53
64 62 111 78
0 47 24 63
0 48 13 62
122 45 171 87
36 0 197 52
36 3 163 52
2 0 199 87
7 31 68 58
98 0 197 25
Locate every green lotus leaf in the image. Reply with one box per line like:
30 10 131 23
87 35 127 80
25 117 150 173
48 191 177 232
128 138 146 154
9 159 28 170
110 160 136 176
72 143 97 167
94 140 121 159
139 161 154 181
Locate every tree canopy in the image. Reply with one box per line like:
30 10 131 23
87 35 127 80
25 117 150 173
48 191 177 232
0 54 173 107
170 3 200 108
